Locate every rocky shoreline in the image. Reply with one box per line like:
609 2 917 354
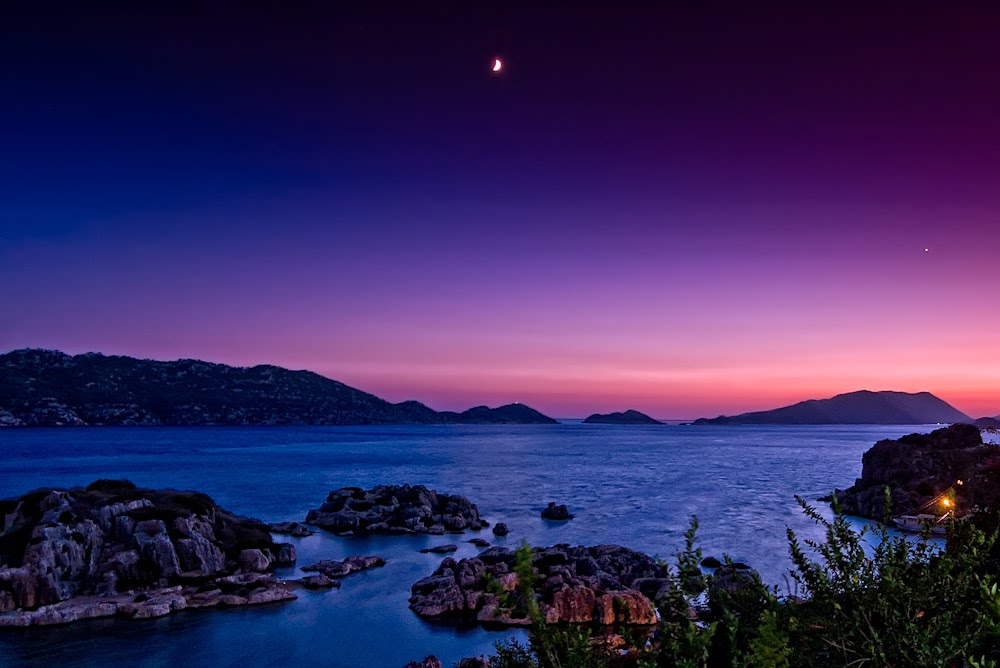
0 480 302 627
409 544 667 627
833 424 1000 519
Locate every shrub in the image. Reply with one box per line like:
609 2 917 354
485 500 1000 668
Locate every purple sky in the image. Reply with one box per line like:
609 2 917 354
2 3 999 417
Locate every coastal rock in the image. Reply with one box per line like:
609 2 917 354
239 549 271 573
403 657 443 668
492 523 509 537
468 538 490 547
0 480 297 627
455 658 491 668
409 544 666 627
300 556 386 579
834 424 1000 519
541 502 574 521
269 521 315 537
294 575 340 589
0 409 23 427
420 545 458 554
305 485 484 535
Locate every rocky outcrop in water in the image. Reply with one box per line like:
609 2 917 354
408 544 667 627
269 521 316 537
541 502 574 520
834 424 1000 519
306 485 486 535
300 556 385 579
0 480 297 626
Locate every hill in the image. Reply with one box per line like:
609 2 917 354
974 417 1000 429
0 349 557 427
583 409 662 425
439 403 559 424
693 390 971 425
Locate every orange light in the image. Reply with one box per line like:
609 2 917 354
942 498 952 507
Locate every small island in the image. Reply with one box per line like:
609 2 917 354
583 409 662 425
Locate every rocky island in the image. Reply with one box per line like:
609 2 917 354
409 544 667 627
693 390 972 425
306 484 487 535
583 410 662 425
0 349 558 427
833 423 1000 519
0 480 298 627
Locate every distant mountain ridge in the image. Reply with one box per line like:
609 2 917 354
583 410 662 425
0 349 557 427
693 390 972 425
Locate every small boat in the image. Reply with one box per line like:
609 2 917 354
893 514 947 535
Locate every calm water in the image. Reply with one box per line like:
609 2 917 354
0 423 934 667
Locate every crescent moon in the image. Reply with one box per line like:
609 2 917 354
492 58 502 72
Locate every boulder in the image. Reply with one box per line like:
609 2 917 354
492 523 509 537
420 545 458 554
541 503 574 521
239 549 271 573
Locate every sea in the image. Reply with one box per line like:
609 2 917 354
0 423 939 667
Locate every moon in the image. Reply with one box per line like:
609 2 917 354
492 58 503 72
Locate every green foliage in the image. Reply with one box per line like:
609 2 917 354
784 496 1000 667
485 502 1000 668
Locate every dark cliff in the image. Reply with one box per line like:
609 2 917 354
833 424 1000 519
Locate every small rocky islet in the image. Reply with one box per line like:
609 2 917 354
305 484 487 535
0 480 299 627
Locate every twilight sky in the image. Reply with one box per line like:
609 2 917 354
2 3 999 418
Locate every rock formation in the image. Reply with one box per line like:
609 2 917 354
268 521 316 537
299 555 385 579
305 484 486 535
408 544 667 627
541 502 574 520
834 424 1000 519
0 480 297 626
